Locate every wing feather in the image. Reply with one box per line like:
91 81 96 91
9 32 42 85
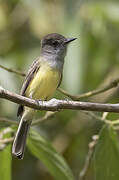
17 58 40 117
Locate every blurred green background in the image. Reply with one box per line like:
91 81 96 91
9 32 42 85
0 0 119 180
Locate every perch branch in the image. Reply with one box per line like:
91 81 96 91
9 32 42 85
1 86 119 112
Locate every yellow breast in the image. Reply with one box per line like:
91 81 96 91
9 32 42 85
26 62 61 100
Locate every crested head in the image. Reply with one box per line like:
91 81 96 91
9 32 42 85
40 33 76 58
42 33 66 42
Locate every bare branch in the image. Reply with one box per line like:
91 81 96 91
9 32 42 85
0 137 14 144
0 127 14 150
79 135 99 180
84 111 106 121
84 111 119 125
0 117 18 124
102 112 109 120
0 64 25 76
32 111 57 125
0 127 14 139
0 112 57 126
1 86 119 113
0 137 14 150
58 77 119 100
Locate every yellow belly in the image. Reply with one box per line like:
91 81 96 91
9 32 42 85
26 63 61 100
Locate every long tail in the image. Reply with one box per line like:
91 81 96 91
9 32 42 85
12 119 32 159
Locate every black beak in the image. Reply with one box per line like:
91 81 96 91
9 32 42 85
64 37 77 44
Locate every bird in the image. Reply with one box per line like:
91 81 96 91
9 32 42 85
12 33 76 159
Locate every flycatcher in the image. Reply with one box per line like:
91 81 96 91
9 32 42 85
12 33 76 159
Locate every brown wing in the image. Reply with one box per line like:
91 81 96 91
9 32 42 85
17 58 40 117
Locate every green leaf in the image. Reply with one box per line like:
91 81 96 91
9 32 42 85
0 128 12 180
27 129 74 180
94 125 119 180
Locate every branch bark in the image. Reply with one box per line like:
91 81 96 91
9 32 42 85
58 77 119 100
0 112 57 125
1 86 119 113
0 117 18 124
79 135 98 180
0 64 25 76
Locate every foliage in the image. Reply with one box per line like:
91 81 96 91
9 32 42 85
0 0 119 180
94 125 119 180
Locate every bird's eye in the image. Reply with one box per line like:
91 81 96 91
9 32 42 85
52 41 59 46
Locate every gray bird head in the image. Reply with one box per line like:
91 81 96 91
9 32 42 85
41 33 76 59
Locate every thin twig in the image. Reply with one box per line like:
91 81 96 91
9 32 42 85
83 111 114 125
32 111 57 125
1 86 119 113
0 112 57 125
0 127 14 150
79 135 99 180
85 112 119 125
0 127 14 139
0 64 25 76
102 112 109 120
58 77 119 100
0 137 14 144
0 117 18 124
84 111 105 121
0 137 14 150
1 111 119 127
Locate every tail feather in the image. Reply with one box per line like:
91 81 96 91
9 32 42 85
12 120 31 159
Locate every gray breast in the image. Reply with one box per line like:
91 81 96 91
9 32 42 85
42 53 64 72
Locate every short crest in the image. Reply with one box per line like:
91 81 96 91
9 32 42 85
42 33 66 42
